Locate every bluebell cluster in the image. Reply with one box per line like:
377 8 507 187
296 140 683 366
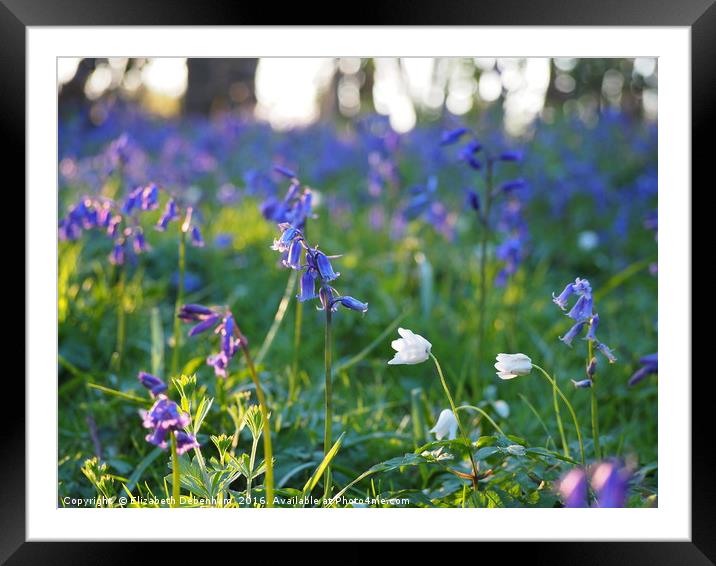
178 304 245 378
553 278 616 367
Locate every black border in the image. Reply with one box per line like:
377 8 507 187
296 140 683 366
7 0 706 562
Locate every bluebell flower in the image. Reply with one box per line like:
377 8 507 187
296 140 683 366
587 356 597 378
272 224 300 253
174 431 201 455
571 378 593 388
187 313 221 337
132 228 149 254
552 283 575 310
297 269 319 302
190 225 204 247
140 183 159 211
141 394 190 432
274 165 298 179
315 250 340 282
500 178 527 193
592 460 630 508
628 353 657 386
178 304 216 320
283 238 304 270
585 314 599 341
558 468 588 508
332 296 369 313
596 341 617 363
155 198 178 231
559 321 585 346
568 294 593 322
318 286 338 312
207 352 229 378
109 240 126 265
499 150 524 162
466 189 481 212
138 371 167 396
439 127 469 146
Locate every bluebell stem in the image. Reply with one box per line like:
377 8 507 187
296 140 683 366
628 353 657 386
270 220 367 503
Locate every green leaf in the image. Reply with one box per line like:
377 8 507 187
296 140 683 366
302 432 346 498
150 307 164 376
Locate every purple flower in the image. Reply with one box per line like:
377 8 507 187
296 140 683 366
190 225 204 247
315 251 340 282
188 313 221 336
283 238 304 270
558 468 588 508
141 395 190 431
155 198 178 231
499 150 524 162
585 314 599 341
138 371 167 396
596 341 617 363
178 303 216 321
567 294 593 322
571 378 593 388
109 241 125 265
591 461 630 508
174 431 200 455
553 283 575 310
132 228 149 254
272 224 300 253
439 127 469 146
466 189 481 212
559 321 585 346
587 356 597 378
140 183 159 211
333 296 369 313
629 353 657 386
207 351 229 378
274 165 298 179
500 178 527 193
297 269 319 302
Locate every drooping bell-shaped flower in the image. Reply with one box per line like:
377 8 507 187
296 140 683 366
174 431 201 455
332 296 369 313
494 353 532 380
138 371 167 396
315 250 340 282
591 461 630 508
387 328 432 365
559 321 586 347
429 409 459 441
628 353 657 386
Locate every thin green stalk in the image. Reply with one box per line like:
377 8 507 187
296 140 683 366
246 434 259 506
533 364 585 466
113 268 127 372
240 344 274 508
323 307 334 502
430 353 479 488
170 431 180 508
552 373 570 459
292 299 303 397
255 270 298 366
456 405 506 437
588 340 602 460
171 229 187 379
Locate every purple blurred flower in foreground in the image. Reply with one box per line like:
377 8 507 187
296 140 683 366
628 353 658 386
558 460 631 508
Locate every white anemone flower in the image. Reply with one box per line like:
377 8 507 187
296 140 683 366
429 409 459 441
387 327 432 365
495 353 532 379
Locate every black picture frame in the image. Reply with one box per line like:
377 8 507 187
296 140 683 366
6 0 705 561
